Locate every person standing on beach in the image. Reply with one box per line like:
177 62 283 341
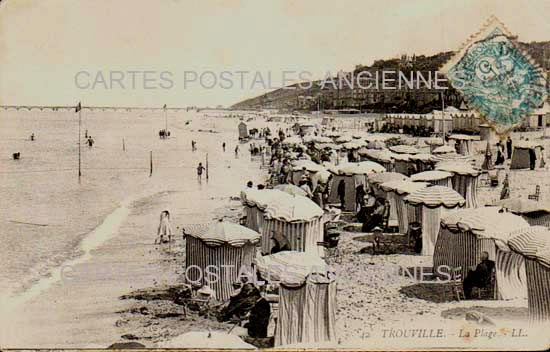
506 136 513 159
222 142 226 152
235 145 239 158
155 210 172 244
197 162 205 180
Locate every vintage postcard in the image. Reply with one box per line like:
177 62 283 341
0 0 549 350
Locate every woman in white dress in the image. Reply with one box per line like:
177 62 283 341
156 210 172 244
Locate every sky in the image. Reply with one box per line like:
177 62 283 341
0 0 549 108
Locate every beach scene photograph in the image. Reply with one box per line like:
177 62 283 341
0 0 549 350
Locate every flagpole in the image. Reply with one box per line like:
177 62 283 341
78 106 82 178
164 105 168 133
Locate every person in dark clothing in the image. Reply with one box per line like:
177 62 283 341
506 137 512 159
337 180 346 209
270 231 290 254
355 184 366 213
244 296 271 338
495 142 505 165
361 197 386 232
218 283 261 322
463 251 495 299
529 148 537 170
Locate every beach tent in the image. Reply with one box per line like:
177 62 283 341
409 153 435 172
263 194 324 255
433 208 529 300
425 138 444 153
240 189 292 233
508 227 550 323
380 180 428 234
410 170 453 188
328 161 385 211
404 185 465 255
255 251 337 346
431 152 472 164
289 160 326 190
368 172 410 226
160 331 256 349
448 134 477 155
389 145 419 155
238 122 248 140
494 198 550 227
510 141 542 169
393 153 414 175
274 184 307 197
358 148 394 171
432 145 456 155
335 135 353 143
183 221 261 301
435 162 481 208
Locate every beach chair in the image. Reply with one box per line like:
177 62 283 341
449 266 465 301
528 185 540 201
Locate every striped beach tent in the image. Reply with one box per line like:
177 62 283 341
328 161 385 211
358 148 394 171
255 251 337 346
368 172 410 196
431 152 472 164
240 189 292 233
494 198 550 227
425 138 444 153
410 170 454 188
432 145 456 155
183 221 261 302
448 134 477 155
434 208 530 300
290 160 326 190
409 153 435 172
263 194 324 255
404 185 465 255
435 162 481 208
389 144 419 155
368 172 410 225
508 227 550 323
380 180 428 234
274 184 307 197
393 153 415 175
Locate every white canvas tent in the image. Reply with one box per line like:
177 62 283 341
255 251 337 346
